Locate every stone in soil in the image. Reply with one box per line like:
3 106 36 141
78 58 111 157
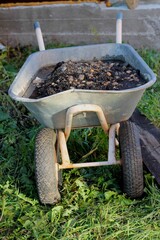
30 59 147 99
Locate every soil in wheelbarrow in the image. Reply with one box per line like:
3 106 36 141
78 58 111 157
29 59 148 99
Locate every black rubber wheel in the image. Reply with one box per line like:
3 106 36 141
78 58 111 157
35 128 61 204
119 121 144 198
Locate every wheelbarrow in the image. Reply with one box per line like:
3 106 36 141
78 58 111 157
8 13 156 204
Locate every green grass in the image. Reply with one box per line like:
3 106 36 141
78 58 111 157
0 46 160 239
137 49 160 127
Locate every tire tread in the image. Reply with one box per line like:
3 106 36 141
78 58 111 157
120 121 144 198
35 128 60 204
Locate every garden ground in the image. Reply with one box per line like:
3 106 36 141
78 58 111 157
0 45 160 239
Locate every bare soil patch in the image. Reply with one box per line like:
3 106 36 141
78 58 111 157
30 59 147 99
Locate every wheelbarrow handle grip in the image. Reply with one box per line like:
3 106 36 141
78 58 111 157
116 12 123 44
34 21 45 51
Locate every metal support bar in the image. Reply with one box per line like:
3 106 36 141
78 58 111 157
58 123 120 170
57 105 120 170
58 125 121 169
59 160 121 170
65 104 109 141
108 123 120 164
58 130 70 165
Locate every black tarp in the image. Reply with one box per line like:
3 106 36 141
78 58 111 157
130 109 160 184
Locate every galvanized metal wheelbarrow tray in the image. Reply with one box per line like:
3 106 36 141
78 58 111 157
8 14 156 204
8 43 156 129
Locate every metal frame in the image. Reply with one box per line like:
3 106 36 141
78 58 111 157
56 104 120 170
